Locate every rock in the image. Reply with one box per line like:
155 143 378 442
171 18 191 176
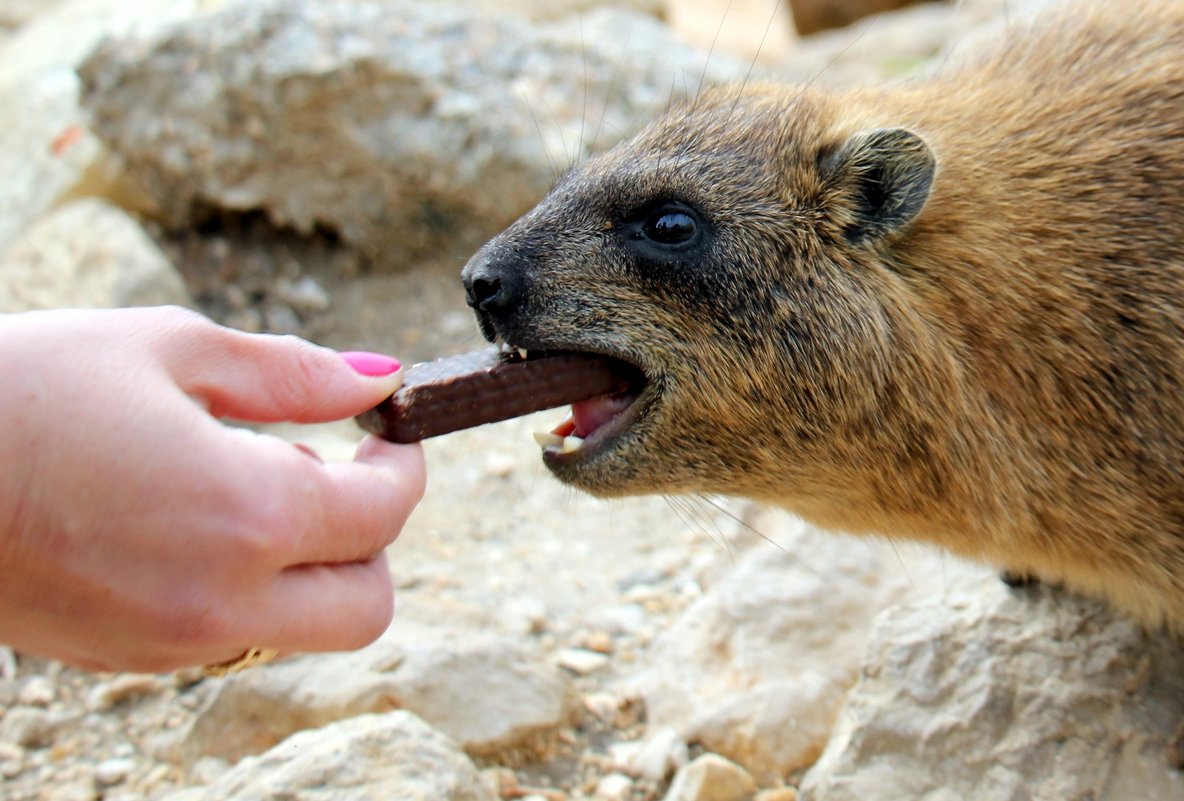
168 712 494 801
556 648 610 675
16 676 55 707
95 757 134 786
629 512 993 783
663 754 757 801
78 0 753 267
0 739 25 779
0 707 58 749
595 772 635 801
188 756 231 786
45 781 96 801
0 0 205 255
0 0 69 29
0 198 191 312
0 646 16 679
455 0 664 23
798 584 1184 801
85 674 162 712
176 628 574 765
610 726 688 782
755 791 798 801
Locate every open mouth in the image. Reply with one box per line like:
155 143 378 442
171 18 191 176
512 346 651 461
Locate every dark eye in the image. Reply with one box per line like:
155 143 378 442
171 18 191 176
643 209 698 245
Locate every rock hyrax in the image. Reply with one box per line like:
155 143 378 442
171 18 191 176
461 0 1184 629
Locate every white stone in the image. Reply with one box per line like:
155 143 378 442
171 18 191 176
178 627 574 765
0 0 206 254
95 757 134 786
662 754 757 801
188 756 231 786
0 198 191 312
77 0 752 267
0 707 56 749
555 648 610 675
614 727 688 782
798 585 1184 801
629 511 993 783
45 780 95 801
16 676 55 707
595 772 635 801
162 712 495 801
85 674 161 712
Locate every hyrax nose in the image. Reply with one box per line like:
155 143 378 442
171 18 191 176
462 252 524 314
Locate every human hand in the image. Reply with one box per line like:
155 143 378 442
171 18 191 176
0 306 425 673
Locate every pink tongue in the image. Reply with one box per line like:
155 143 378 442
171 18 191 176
570 393 635 438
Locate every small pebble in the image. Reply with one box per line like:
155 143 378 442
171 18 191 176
594 772 634 800
582 692 622 723
44 780 95 801
0 707 55 748
582 631 615 654
556 648 610 675
664 754 756 801
278 275 331 313
95 756 135 786
483 451 517 478
86 674 160 712
754 789 799 801
17 676 56 707
189 756 231 786
623 726 687 782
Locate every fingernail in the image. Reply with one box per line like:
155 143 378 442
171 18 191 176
340 351 402 377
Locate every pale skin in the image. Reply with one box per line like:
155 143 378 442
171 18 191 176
0 306 426 673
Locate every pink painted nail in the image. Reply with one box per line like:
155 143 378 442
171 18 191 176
340 351 402 377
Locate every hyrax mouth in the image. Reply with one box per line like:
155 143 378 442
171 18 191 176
525 346 650 460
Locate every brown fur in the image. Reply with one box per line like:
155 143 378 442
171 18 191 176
461 0 1184 629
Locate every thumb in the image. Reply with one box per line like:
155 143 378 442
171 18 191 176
181 330 403 424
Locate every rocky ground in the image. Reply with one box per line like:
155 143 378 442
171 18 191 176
2 1 1183 801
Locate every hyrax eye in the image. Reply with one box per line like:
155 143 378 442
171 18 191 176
642 206 698 246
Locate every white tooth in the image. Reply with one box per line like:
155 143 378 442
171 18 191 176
517 347 528 360
533 431 565 448
561 435 584 454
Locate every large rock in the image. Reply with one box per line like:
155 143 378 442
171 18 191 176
0 197 191 312
628 513 993 784
78 0 752 267
799 584 1184 801
0 0 206 254
166 711 495 801
175 626 575 766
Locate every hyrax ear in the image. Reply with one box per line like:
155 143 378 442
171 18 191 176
819 127 935 244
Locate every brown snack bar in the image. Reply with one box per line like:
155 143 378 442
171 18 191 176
356 347 638 443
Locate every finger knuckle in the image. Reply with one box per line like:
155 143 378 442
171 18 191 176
232 455 320 560
262 336 329 419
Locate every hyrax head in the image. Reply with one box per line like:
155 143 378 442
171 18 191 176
462 86 937 504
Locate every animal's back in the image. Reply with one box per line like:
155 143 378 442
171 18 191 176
868 0 1184 624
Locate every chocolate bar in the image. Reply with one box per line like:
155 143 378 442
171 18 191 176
356 348 638 443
